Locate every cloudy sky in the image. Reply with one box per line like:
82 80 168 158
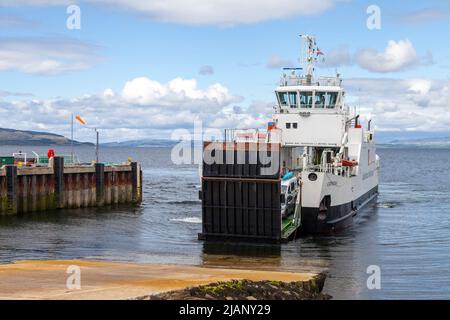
1 0 450 142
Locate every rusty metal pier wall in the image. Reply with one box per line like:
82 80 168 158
0 157 142 215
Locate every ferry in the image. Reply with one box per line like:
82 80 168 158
199 35 380 241
272 35 379 233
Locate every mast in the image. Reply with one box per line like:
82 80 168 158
300 34 316 84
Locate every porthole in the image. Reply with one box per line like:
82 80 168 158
308 173 317 181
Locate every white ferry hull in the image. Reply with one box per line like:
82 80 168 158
300 186 378 233
299 163 379 233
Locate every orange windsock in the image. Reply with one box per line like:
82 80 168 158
75 115 86 125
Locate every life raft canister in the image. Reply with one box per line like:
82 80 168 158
47 148 55 159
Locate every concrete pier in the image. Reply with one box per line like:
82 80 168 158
0 156 142 215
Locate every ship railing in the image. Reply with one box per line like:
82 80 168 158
304 163 352 177
12 152 28 163
279 75 342 87
34 153 80 166
223 128 281 143
316 76 343 87
319 163 333 173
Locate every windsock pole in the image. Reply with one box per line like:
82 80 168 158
71 113 74 161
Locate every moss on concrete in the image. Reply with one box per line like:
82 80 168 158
139 273 331 300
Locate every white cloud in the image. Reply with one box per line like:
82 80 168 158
121 77 239 109
0 37 101 75
0 13 37 27
0 0 71 4
266 54 294 69
407 79 432 95
345 78 450 132
199 65 214 75
2 74 450 141
400 8 450 24
318 45 352 68
0 90 33 97
355 39 418 73
122 77 169 105
102 88 115 98
0 76 249 141
0 0 337 26
275 40 428 73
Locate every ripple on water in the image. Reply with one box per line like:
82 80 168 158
170 217 202 224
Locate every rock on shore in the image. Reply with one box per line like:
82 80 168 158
136 273 330 300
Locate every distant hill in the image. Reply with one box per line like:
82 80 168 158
0 128 92 146
380 137 450 148
101 139 179 147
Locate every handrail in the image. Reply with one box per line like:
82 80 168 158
223 128 281 144
280 75 342 87
303 163 352 177
12 152 27 163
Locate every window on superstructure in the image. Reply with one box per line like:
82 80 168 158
286 123 291 129
325 92 338 109
299 92 313 108
293 122 298 129
314 92 326 108
288 92 298 108
278 92 289 107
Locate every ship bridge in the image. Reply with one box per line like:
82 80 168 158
273 72 349 148
275 84 343 112
276 70 345 112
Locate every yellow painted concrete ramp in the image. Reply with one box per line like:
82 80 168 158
0 260 317 300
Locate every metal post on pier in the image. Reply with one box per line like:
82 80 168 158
95 128 99 164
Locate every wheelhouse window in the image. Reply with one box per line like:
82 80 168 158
278 92 289 107
293 122 298 129
286 123 291 129
299 92 313 108
288 92 298 108
314 92 326 108
314 92 338 108
325 92 338 109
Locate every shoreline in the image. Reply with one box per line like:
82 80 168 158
0 259 327 300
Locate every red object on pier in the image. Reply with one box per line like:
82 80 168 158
47 149 55 159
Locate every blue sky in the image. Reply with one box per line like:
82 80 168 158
1 0 450 142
